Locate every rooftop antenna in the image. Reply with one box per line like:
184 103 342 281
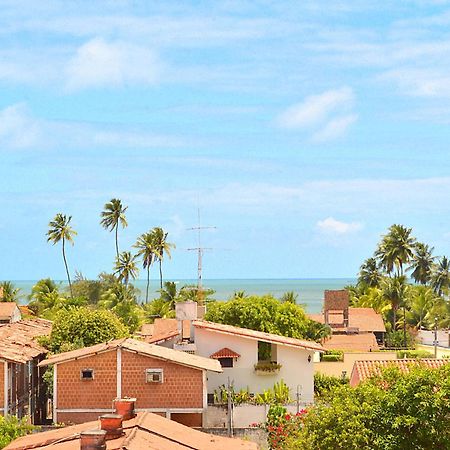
187 209 216 303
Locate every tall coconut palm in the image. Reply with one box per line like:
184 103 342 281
151 227 175 289
431 256 450 297
114 251 139 286
405 285 437 329
134 232 156 303
100 198 128 258
376 224 416 277
358 257 382 288
47 213 77 297
408 242 435 285
381 275 407 330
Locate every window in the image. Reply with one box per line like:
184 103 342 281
81 369 94 380
145 368 163 383
218 357 233 368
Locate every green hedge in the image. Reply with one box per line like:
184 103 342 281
396 349 433 359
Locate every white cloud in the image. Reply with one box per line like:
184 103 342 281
276 87 354 129
316 217 363 235
311 114 358 143
0 103 41 148
66 38 161 90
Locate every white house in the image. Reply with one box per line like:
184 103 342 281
145 302 325 404
0 303 21 325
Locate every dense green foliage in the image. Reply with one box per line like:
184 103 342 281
204 295 330 342
41 307 129 353
0 281 20 302
287 364 450 450
350 224 450 337
0 416 34 449
314 372 349 397
396 349 433 359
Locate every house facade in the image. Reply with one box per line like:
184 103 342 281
191 321 323 404
0 318 52 423
39 338 222 426
0 303 21 325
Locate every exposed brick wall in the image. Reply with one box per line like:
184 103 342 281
171 412 202 427
58 411 103 424
121 350 203 409
57 350 117 409
324 290 349 311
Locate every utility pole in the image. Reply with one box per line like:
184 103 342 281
434 317 438 359
187 209 216 304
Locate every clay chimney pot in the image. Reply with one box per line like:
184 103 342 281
80 430 106 450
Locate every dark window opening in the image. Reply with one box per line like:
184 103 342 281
218 357 233 368
81 369 94 380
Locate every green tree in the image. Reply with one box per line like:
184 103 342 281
288 364 450 450
280 291 298 303
0 415 34 449
0 281 20 302
114 251 139 286
205 295 329 342
409 242 435 285
100 198 128 258
358 257 382 288
431 256 450 297
381 275 406 330
134 231 157 303
41 307 129 354
405 285 437 329
151 227 175 288
46 213 77 297
142 297 176 322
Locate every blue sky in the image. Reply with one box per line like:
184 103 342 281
1 0 450 280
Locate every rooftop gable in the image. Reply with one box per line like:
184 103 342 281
193 320 324 352
0 302 20 318
4 411 257 450
39 337 222 373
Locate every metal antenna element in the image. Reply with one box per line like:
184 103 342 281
187 209 216 298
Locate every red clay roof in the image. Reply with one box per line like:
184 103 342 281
39 337 222 373
322 333 379 352
210 347 241 359
308 307 386 333
0 319 52 363
351 359 449 386
4 411 257 450
145 329 179 344
0 302 19 318
193 320 324 352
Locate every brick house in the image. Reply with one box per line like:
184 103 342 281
39 337 222 426
0 318 52 423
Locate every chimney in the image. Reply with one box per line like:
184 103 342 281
114 397 136 420
175 301 198 341
80 430 106 450
99 414 124 440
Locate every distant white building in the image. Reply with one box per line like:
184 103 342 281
418 329 450 348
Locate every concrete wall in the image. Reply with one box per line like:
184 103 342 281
418 330 450 348
314 351 398 378
194 328 315 403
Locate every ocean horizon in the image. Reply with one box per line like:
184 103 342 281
10 278 356 313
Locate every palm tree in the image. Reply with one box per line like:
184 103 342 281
376 224 416 277
100 198 128 258
0 281 20 302
358 257 382 287
405 285 437 329
431 256 450 297
114 251 139 286
159 281 179 310
47 214 77 297
408 242 435 285
151 227 175 288
381 275 407 330
134 231 157 303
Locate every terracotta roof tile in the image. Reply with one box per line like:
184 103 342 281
39 337 222 373
210 347 241 359
0 302 19 318
145 329 179 344
193 320 324 352
153 318 178 335
0 318 52 363
308 307 386 333
4 412 258 450
322 333 379 352
351 359 449 386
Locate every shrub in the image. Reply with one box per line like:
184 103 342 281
0 416 34 449
314 372 348 397
396 349 433 359
320 350 344 362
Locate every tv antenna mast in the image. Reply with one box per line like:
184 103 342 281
187 209 216 301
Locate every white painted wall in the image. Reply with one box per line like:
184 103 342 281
194 328 315 403
418 330 450 348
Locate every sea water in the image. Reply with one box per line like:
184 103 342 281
11 278 355 313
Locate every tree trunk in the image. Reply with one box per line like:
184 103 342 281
159 260 163 289
115 224 119 258
403 306 407 347
62 238 73 298
146 264 150 304
392 306 397 331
